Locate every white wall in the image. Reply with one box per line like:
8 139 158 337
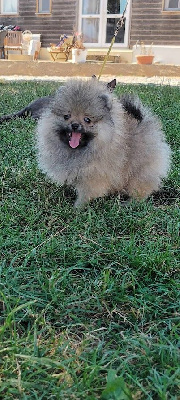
133 45 180 65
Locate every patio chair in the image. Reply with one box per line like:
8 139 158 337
47 35 74 61
0 30 7 58
4 31 23 58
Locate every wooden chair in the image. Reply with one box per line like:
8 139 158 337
47 36 73 61
4 31 23 58
0 30 7 58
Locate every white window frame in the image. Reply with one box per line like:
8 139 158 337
78 0 131 48
163 0 180 10
1 0 18 14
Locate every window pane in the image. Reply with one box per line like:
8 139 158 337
82 0 100 14
82 18 99 43
107 0 120 14
164 0 180 8
39 0 50 13
2 0 18 13
119 0 127 13
106 18 125 43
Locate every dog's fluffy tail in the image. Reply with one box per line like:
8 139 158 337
119 94 171 198
120 93 147 123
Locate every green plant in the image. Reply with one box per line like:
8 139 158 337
136 40 154 55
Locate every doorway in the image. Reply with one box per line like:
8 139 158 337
78 0 131 47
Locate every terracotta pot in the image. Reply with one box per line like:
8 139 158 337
136 55 154 65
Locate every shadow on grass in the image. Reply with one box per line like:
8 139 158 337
150 187 179 205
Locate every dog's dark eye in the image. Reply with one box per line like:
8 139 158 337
84 117 91 123
64 114 71 120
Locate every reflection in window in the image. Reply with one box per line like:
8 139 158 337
2 0 18 13
107 0 127 14
82 18 99 43
164 0 180 9
82 0 100 14
106 18 125 43
38 0 51 13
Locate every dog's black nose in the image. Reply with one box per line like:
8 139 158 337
71 123 80 131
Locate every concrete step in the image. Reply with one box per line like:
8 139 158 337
87 48 133 63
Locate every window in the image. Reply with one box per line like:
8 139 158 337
37 0 51 14
163 0 180 10
80 0 130 47
1 0 18 14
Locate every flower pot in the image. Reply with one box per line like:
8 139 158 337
136 55 154 65
72 48 87 63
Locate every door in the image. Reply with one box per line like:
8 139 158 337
78 0 131 47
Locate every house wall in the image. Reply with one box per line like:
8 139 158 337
130 0 180 46
0 0 77 47
1 0 180 50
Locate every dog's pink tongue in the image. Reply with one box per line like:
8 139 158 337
69 132 81 148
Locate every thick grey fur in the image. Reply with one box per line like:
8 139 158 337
36 78 171 207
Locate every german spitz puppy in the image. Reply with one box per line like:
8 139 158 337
36 79 171 207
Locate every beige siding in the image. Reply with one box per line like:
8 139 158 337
130 0 180 46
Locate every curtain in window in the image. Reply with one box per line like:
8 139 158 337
82 18 99 42
82 0 100 14
2 0 17 13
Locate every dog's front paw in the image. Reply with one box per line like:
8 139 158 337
74 198 86 208
74 193 90 208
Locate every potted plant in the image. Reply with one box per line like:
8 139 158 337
71 32 87 63
135 41 154 65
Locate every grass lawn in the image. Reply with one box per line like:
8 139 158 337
0 80 179 399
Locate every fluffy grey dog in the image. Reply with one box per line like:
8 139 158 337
37 79 171 207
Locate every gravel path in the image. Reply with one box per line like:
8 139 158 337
1 75 180 86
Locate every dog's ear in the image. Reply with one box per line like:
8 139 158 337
107 79 116 91
99 94 112 111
